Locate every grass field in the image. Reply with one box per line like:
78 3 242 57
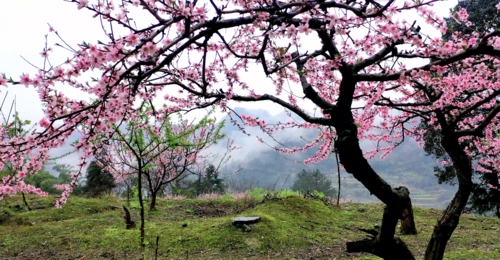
0 194 499 259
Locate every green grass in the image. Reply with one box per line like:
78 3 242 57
0 194 499 259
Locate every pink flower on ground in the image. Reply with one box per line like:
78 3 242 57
496 2 500 9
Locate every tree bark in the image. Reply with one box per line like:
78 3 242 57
334 115 415 259
138 163 146 260
400 198 417 235
123 206 136 229
424 135 473 260
150 190 157 211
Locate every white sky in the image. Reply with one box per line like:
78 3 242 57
0 0 458 174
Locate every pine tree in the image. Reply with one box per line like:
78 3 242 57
194 164 225 195
84 158 116 197
291 169 336 197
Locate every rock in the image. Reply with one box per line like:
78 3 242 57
232 216 261 225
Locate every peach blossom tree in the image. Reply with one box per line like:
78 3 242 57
2 0 500 259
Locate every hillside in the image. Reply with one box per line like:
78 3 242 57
218 108 456 209
0 194 498 259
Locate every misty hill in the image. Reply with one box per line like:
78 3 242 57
216 107 456 209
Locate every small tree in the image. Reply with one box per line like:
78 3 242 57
291 168 336 197
102 103 227 257
194 164 225 195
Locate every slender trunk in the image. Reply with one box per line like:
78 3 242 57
335 151 341 206
334 117 414 259
138 164 145 259
21 192 31 211
127 184 130 206
424 135 473 260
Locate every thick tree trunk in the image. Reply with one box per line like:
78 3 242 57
150 190 157 211
400 199 417 235
424 135 473 260
334 117 415 259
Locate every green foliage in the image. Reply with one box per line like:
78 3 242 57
193 164 225 195
171 183 196 198
24 170 54 188
39 178 60 195
443 0 500 41
84 160 116 197
247 187 267 200
291 168 337 197
312 190 326 198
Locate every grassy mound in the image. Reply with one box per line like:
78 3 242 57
0 194 499 259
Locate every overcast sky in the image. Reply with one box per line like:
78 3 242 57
0 0 458 175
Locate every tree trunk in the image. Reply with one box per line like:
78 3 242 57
127 184 130 206
21 193 31 211
424 135 473 260
150 190 157 211
138 164 145 260
335 151 341 206
400 198 417 235
123 206 135 229
334 117 415 259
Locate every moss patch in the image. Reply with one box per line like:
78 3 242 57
0 195 499 259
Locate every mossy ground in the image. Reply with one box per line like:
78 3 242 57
0 194 498 259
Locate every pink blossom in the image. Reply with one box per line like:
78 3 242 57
0 77 7 87
39 118 50 128
19 74 31 87
77 0 89 10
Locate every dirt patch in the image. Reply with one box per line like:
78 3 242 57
190 201 255 218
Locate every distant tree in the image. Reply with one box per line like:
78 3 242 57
443 0 500 41
40 178 60 195
291 169 336 197
24 170 54 189
194 164 225 195
170 174 196 198
115 175 137 204
84 160 116 197
52 164 85 196
53 164 74 184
